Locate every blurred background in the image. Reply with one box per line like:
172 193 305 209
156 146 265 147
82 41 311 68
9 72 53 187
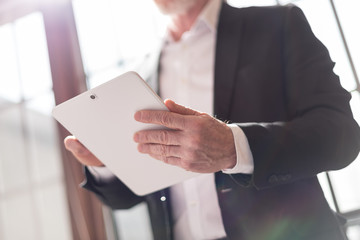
0 0 359 239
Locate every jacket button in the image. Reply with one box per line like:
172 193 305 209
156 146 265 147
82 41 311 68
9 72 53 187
268 175 278 184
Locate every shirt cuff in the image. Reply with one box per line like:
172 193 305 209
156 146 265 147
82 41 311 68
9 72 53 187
87 166 116 185
222 124 254 174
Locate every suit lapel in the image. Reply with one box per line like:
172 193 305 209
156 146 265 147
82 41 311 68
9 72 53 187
214 3 244 120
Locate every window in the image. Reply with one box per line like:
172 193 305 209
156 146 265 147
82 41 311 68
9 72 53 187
72 0 167 88
0 12 72 240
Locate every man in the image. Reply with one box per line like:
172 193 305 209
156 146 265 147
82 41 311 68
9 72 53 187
65 0 360 239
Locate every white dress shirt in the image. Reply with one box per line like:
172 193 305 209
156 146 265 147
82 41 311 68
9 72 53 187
90 1 254 239
159 0 253 239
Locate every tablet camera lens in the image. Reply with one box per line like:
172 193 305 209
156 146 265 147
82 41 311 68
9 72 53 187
90 94 96 100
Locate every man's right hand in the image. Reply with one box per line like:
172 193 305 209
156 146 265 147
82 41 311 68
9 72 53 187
64 136 104 167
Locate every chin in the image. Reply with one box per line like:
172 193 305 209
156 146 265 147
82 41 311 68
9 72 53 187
154 0 200 15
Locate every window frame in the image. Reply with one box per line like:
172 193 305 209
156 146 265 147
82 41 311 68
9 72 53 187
0 0 107 239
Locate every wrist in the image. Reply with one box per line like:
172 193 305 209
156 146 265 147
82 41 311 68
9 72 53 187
223 125 237 169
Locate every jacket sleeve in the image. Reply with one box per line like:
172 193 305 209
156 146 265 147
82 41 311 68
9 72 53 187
233 5 360 189
81 167 144 209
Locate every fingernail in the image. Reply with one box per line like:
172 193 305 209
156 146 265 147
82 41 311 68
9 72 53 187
65 140 77 152
64 139 73 149
133 133 139 142
134 111 141 121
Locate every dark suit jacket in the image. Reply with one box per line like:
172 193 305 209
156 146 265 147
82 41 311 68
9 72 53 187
83 3 360 240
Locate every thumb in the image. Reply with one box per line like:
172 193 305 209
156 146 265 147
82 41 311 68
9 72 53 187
64 136 104 167
164 99 201 116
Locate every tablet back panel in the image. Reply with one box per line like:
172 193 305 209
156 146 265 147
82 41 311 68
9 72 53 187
52 72 198 196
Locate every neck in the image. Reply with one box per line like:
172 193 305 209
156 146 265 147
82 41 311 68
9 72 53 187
168 0 209 41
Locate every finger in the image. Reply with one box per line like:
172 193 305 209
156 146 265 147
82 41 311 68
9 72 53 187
137 143 182 158
134 110 186 130
148 154 183 167
64 136 104 166
134 129 180 145
149 154 199 172
149 153 207 172
164 99 201 116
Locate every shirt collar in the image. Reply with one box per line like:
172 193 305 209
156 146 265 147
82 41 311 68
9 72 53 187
197 0 222 33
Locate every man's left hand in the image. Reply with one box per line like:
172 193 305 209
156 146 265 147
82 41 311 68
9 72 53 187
134 99 237 173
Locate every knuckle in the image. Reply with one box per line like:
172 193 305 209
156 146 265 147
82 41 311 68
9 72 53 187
158 144 167 156
160 155 168 163
144 132 153 143
160 113 171 125
159 131 169 144
140 111 149 121
178 118 186 129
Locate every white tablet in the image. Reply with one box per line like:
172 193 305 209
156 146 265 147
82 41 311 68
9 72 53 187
52 71 199 196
